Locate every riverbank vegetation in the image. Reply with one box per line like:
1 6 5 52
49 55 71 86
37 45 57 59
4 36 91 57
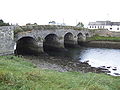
0 55 120 90
87 35 120 41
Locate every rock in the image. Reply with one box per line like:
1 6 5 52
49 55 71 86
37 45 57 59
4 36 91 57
73 63 77 67
23 55 109 75
100 66 106 68
76 57 81 60
107 66 111 68
114 73 120 75
81 62 89 65
112 67 117 71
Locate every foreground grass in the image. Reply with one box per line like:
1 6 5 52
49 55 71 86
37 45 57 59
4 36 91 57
87 36 120 41
0 55 120 90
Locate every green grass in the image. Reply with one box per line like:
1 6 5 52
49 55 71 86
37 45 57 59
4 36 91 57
0 55 120 90
87 36 120 41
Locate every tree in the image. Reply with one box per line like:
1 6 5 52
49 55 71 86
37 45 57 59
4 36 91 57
0 19 4 23
0 19 10 26
76 22 84 28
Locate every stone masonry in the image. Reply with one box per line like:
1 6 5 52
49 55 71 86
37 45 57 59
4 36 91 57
0 26 14 55
2 25 120 56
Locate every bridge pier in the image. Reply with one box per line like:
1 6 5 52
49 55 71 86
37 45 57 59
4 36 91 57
37 41 44 52
77 33 86 45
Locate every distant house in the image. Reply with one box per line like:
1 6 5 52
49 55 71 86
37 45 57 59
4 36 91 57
88 21 120 31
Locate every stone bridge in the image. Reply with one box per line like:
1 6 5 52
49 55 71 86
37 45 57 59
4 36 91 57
14 25 91 55
0 25 93 55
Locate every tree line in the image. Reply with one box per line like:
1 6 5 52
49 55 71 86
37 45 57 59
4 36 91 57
0 19 10 26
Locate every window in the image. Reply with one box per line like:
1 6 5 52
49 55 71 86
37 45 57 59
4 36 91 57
95 26 96 28
117 28 119 30
110 28 112 30
98 26 99 28
103 26 104 28
90 26 91 28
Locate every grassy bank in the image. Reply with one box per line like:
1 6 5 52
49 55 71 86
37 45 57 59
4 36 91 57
0 55 120 90
87 36 120 41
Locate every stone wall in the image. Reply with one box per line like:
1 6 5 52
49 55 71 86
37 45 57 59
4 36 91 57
0 26 14 55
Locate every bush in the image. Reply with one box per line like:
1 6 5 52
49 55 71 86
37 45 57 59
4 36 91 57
0 19 10 26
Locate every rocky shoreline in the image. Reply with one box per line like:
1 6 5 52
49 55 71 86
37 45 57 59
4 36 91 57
23 53 110 74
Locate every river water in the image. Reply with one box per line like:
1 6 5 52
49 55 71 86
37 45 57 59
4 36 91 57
48 47 120 76
68 47 120 76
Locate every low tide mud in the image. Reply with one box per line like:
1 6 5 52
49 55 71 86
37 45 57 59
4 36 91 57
23 53 110 74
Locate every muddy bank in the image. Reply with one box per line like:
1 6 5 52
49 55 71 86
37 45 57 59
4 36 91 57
23 53 110 74
81 41 120 49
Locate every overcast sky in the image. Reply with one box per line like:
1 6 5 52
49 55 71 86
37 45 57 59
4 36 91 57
0 0 120 26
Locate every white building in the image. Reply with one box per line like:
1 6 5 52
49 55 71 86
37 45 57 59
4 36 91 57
88 21 120 32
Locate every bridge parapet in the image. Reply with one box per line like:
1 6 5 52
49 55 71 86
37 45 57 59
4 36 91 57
21 25 84 30
14 25 86 35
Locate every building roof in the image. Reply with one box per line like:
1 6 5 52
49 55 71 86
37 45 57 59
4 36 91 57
88 21 120 26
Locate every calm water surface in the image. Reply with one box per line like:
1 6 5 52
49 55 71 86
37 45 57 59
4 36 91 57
69 47 120 76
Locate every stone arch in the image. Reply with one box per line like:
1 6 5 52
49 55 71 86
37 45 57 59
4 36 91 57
77 33 85 45
64 32 75 48
43 34 62 53
15 36 39 55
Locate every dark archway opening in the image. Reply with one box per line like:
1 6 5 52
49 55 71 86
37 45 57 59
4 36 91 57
64 32 75 48
77 33 84 45
85 33 89 38
43 34 63 53
15 37 39 55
